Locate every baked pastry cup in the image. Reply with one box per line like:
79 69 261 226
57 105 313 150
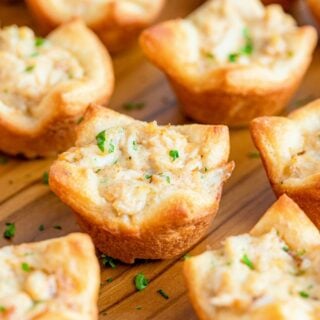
140 0 317 127
184 195 320 320
307 0 320 23
25 0 166 53
0 21 114 158
49 105 234 263
0 233 100 319
251 99 320 228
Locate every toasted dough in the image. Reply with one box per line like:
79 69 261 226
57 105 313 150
184 195 320 320
0 233 100 319
140 0 317 127
26 0 165 53
0 21 114 158
307 0 320 23
49 105 234 263
251 99 320 228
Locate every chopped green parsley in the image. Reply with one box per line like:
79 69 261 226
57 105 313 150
38 224 45 232
123 102 145 111
241 254 255 270
100 254 116 269
25 65 35 73
157 289 169 300
35 37 46 47
42 172 49 185
169 150 179 161
96 130 106 152
3 222 15 239
134 273 149 291
21 262 31 272
299 291 309 298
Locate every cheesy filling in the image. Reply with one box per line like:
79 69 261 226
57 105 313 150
202 229 320 319
0 243 85 318
0 26 84 116
62 121 229 220
185 0 297 71
283 133 320 180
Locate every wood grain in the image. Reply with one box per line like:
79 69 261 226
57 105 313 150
0 1 319 319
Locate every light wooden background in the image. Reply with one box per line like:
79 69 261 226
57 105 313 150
0 1 319 319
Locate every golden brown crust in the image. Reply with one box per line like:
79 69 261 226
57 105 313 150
0 233 100 319
0 21 114 158
184 195 320 320
251 99 320 228
307 0 320 23
49 105 234 263
26 0 165 53
140 3 317 127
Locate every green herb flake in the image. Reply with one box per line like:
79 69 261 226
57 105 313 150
165 175 171 184
182 254 191 261
107 277 113 283
101 254 116 269
241 28 253 55
77 116 84 124
136 306 142 310
35 37 46 47
145 174 152 180
297 249 306 256
53 225 62 230
21 262 31 272
0 155 8 165
299 291 309 298
228 53 239 63
132 140 138 151
169 149 179 161
241 254 255 270
282 246 289 252
203 52 215 59
4 222 15 239
123 102 145 111
134 273 149 291
108 141 115 153
247 151 260 159
96 130 106 152
0 306 6 313
38 224 44 232
42 172 49 185
25 65 35 73
157 289 169 300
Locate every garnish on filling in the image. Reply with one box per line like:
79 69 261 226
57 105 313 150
188 0 296 69
0 26 84 115
62 121 228 218
283 133 320 180
203 229 320 313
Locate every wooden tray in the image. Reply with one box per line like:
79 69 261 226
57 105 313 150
0 1 319 319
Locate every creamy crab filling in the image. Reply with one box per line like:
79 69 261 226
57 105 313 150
201 229 320 317
187 0 297 71
283 133 320 181
0 246 61 318
0 26 84 116
62 122 229 217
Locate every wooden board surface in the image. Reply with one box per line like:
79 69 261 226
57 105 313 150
0 1 319 319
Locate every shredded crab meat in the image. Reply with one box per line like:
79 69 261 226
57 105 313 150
186 0 297 71
0 26 84 116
